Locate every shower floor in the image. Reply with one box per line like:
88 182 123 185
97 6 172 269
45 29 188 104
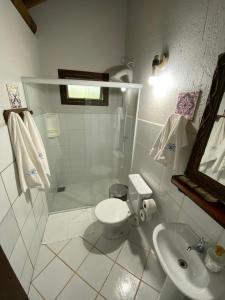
49 178 119 212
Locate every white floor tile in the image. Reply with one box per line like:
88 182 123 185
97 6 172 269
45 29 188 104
29 285 44 300
142 252 165 291
101 264 139 300
47 239 69 254
128 226 152 251
135 282 159 300
57 274 97 300
33 245 55 279
116 241 148 278
95 236 125 260
58 237 92 271
33 257 73 300
43 213 69 243
78 248 113 291
81 220 102 245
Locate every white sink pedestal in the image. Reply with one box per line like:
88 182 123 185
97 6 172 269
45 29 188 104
159 276 185 300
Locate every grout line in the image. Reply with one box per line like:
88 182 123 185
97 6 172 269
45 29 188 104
32 249 56 281
46 238 72 256
54 273 74 300
31 283 47 300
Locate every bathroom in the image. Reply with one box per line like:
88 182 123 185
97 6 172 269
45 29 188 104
1 0 225 299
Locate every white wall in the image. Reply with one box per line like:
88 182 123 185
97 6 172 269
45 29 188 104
31 0 128 77
126 0 225 247
0 1 48 295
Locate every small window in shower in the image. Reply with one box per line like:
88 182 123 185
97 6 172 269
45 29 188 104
58 69 109 106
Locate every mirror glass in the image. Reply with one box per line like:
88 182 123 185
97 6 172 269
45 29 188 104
199 94 225 184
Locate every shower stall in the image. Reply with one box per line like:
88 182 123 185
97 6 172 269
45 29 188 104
22 77 142 213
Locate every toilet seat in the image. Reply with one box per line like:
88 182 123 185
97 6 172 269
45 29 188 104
95 198 131 225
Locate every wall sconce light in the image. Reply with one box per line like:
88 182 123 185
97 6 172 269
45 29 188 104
148 53 173 96
148 53 169 85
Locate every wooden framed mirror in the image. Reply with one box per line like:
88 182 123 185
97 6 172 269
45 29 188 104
172 52 225 228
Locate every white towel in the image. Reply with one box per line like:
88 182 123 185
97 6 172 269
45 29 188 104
8 112 50 193
150 114 189 171
24 111 51 176
200 118 225 173
113 107 124 150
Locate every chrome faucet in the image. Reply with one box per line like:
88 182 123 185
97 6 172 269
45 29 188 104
187 237 207 254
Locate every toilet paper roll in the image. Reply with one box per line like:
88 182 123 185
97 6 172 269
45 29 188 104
139 209 146 222
143 198 157 214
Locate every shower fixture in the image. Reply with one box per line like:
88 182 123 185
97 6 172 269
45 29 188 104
110 60 135 83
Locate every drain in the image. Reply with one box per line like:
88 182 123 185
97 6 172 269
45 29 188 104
178 258 188 269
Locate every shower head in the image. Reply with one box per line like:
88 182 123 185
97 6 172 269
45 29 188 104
110 68 133 83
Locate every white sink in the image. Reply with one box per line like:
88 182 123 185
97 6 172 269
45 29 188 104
153 223 225 300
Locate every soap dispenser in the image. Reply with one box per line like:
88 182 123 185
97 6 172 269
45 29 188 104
204 245 225 273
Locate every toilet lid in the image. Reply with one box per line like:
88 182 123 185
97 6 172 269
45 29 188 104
95 198 131 225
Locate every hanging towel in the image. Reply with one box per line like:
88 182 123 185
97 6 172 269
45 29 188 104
8 112 50 193
113 107 124 150
200 118 225 173
149 114 189 171
23 111 51 176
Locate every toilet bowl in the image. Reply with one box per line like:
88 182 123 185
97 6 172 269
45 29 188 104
95 174 153 239
95 198 131 239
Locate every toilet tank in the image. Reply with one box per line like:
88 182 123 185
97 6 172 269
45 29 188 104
128 174 152 215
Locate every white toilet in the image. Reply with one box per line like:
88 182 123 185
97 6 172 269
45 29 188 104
95 174 152 239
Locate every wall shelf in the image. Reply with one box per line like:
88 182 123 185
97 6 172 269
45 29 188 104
172 175 225 228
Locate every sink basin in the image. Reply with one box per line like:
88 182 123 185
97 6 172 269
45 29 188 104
153 223 225 300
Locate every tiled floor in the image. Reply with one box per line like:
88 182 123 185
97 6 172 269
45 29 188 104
29 210 166 300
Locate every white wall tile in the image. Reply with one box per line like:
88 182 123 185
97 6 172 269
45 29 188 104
33 193 44 225
20 257 34 293
21 210 38 251
9 236 27 279
0 126 14 172
12 192 32 230
0 208 20 259
0 175 10 222
29 229 42 266
179 197 224 243
2 162 21 204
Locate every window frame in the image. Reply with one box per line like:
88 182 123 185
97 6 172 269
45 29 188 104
58 69 109 106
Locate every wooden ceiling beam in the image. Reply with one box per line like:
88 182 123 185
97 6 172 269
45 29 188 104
11 0 37 34
22 0 47 9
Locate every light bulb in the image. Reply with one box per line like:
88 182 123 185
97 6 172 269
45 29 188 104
121 87 127 93
148 75 159 86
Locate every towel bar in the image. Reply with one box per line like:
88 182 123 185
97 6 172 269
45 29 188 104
3 108 33 124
